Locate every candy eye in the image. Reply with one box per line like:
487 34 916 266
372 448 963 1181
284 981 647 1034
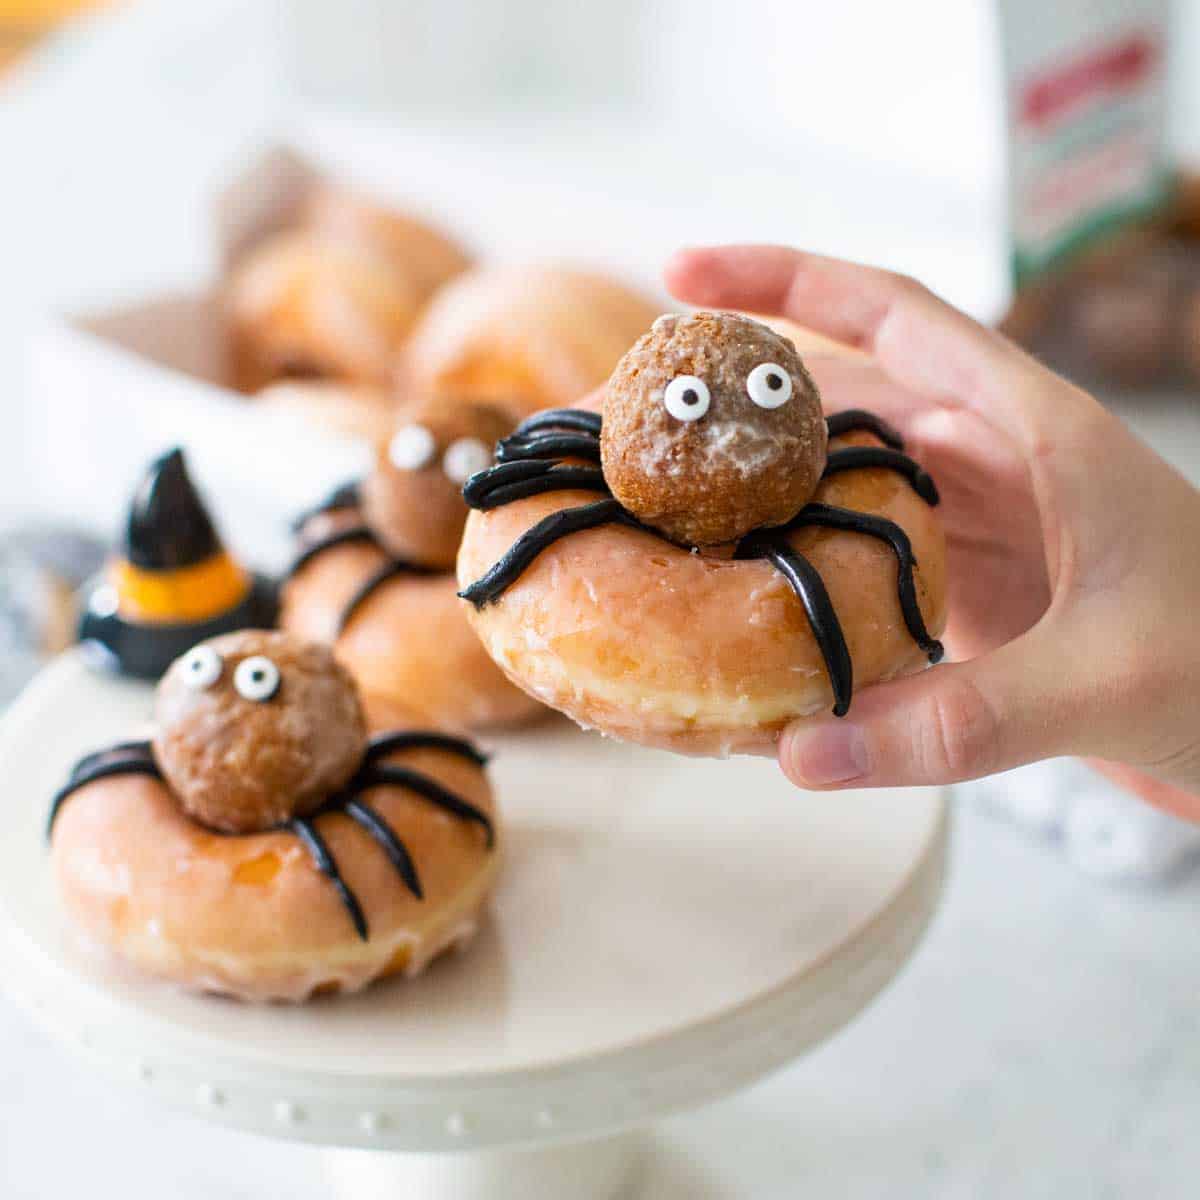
233 656 280 702
389 424 437 471
442 437 492 484
180 645 222 690
746 362 793 408
663 375 711 422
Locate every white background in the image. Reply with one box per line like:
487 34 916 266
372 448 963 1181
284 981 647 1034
1 3 1198 1196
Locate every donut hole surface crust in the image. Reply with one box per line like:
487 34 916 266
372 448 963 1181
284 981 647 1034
602 312 827 546
361 401 514 568
153 631 367 835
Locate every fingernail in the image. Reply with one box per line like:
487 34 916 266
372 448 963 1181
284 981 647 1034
784 723 869 787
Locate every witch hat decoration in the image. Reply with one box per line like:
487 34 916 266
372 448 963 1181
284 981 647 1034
126 447 223 569
79 448 278 679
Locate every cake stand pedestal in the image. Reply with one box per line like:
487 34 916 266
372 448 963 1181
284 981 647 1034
0 651 949 1200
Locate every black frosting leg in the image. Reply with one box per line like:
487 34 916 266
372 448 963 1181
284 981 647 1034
469 466 610 511
822 447 939 506
360 765 495 849
290 480 362 533
284 525 377 579
364 731 489 768
463 460 610 509
48 755 163 839
825 410 905 449
787 503 944 662
68 740 154 781
462 460 551 507
337 560 439 635
343 799 424 900
496 432 602 464
739 533 854 718
512 409 603 438
458 499 635 609
288 816 369 940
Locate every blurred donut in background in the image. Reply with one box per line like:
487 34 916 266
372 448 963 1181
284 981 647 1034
304 185 472 303
223 184 472 394
398 264 660 418
279 400 543 730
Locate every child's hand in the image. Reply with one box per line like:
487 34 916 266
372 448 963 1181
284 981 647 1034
667 245 1200 818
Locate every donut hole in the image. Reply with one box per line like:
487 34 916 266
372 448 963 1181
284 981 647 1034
154 631 369 835
602 311 827 545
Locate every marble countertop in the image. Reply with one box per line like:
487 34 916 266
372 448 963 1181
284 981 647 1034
1 5 1198 1197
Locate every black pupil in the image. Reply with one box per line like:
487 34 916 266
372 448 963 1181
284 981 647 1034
252 670 265 682
767 373 783 390
682 388 699 405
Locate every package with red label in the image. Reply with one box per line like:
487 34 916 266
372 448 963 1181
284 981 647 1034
999 0 1200 391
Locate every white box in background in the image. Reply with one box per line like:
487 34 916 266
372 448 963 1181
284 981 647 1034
27 291 369 570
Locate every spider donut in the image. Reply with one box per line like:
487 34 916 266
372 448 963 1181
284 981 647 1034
279 398 544 729
48 630 498 1002
456 311 947 755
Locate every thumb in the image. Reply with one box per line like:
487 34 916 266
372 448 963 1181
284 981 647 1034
778 630 1089 790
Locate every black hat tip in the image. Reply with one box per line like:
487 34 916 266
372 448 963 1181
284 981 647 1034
125 447 224 569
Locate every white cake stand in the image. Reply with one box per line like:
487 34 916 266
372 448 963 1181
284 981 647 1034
0 651 948 1200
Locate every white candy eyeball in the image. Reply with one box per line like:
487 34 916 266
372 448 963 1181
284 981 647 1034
663 375 711 422
746 362 793 408
233 656 280 703
180 645 222 691
442 437 492 484
389 424 437 471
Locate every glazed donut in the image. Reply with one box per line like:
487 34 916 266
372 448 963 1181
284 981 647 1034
279 401 544 730
304 184 472 303
225 229 423 391
49 630 498 1002
224 183 471 394
456 312 947 756
399 265 660 418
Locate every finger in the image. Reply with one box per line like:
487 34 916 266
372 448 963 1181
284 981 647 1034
665 244 1004 378
747 317 869 361
777 628 1094 790
665 244 1096 451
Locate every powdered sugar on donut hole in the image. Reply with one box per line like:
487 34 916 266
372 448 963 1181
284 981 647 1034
636 418 788 481
601 311 827 546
